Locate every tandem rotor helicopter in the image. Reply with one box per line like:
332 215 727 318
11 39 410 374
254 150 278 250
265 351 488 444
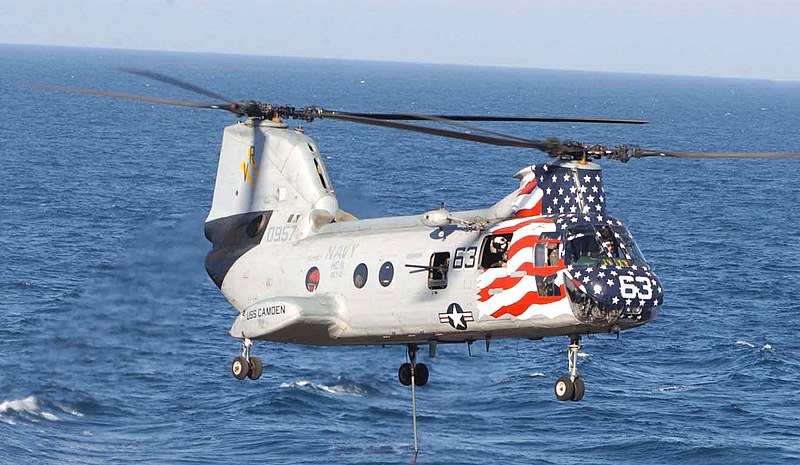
38 70 800 430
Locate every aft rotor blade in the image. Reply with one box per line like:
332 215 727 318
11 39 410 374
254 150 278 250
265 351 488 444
119 68 235 103
338 113 648 125
31 84 232 111
637 149 800 159
320 111 551 151
332 111 548 145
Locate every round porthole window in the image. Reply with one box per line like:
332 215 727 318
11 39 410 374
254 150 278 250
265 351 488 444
353 263 368 289
378 261 394 287
306 267 320 292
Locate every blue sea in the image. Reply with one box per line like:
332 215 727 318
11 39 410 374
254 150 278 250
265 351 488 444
1 44 799 464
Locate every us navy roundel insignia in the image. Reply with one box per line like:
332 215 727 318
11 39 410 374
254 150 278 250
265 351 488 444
439 303 474 331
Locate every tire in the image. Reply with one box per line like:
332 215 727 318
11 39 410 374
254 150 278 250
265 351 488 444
571 377 585 401
231 356 250 380
554 375 574 401
398 362 412 386
415 363 429 386
248 357 264 380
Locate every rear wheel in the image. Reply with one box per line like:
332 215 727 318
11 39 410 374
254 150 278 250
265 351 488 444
231 356 249 380
247 357 263 380
554 375 574 401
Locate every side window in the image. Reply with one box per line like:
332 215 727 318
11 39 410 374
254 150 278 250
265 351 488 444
379 262 394 287
353 263 368 289
479 234 512 269
428 252 450 290
313 158 330 191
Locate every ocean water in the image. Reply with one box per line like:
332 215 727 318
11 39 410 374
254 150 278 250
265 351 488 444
1 44 799 464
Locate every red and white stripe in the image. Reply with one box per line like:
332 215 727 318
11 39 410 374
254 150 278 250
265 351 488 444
477 220 570 320
511 178 544 218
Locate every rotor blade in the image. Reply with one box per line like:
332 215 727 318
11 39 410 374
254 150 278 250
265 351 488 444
119 68 235 103
31 84 232 111
637 149 800 159
320 111 551 151
330 111 546 145
336 113 648 125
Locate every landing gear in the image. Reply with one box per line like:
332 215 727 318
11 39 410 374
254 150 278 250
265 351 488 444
553 335 585 401
398 360 429 386
231 337 263 381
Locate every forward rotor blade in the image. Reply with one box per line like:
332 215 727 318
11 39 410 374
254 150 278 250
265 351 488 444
337 113 648 125
637 149 800 159
119 68 235 103
31 84 231 111
320 111 551 151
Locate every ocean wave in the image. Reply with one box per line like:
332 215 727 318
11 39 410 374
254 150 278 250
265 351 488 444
279 380 366 396
736 340 756 348
0 396 60 422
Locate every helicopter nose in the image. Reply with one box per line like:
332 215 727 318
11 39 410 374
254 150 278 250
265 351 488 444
565 264 663 325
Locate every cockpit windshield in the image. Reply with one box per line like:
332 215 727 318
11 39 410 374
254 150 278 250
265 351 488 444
565 224 645 267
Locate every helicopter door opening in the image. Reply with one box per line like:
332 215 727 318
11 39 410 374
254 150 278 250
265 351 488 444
534 233 562 297
428 252 450 290
480 234 512 269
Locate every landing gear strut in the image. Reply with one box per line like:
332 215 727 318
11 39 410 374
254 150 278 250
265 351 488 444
397 344 430 457
554 335 585 401
231 337 263 381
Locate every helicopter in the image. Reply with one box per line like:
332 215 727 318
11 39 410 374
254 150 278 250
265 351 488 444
37 70 800 452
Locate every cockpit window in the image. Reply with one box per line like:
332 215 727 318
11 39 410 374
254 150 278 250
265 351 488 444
565 224 645 266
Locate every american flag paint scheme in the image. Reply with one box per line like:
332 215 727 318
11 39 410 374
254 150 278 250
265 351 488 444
477 162 662 327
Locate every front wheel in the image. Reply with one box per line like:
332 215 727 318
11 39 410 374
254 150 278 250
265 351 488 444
571 377 585 401
415 363 429 386
398 363 412 386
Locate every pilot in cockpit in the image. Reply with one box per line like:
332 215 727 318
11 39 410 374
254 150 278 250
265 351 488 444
488 236 509 268
602 239 618 258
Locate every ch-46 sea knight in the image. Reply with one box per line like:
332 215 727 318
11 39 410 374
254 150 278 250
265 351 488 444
37 71 800 449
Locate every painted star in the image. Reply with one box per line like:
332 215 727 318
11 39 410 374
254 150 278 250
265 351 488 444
606 279 614 286
448 312 466 330
612 296 620 304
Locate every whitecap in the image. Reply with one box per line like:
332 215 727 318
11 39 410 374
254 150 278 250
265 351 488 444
0 396 59 421
529 372 545 377
736 340 755 348
653 384 692 394
762 343 773 350
280 380 365 396
577 352 590 358
54 402 84 417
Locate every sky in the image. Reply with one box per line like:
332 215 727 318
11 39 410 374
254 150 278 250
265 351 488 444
2 0 799 81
